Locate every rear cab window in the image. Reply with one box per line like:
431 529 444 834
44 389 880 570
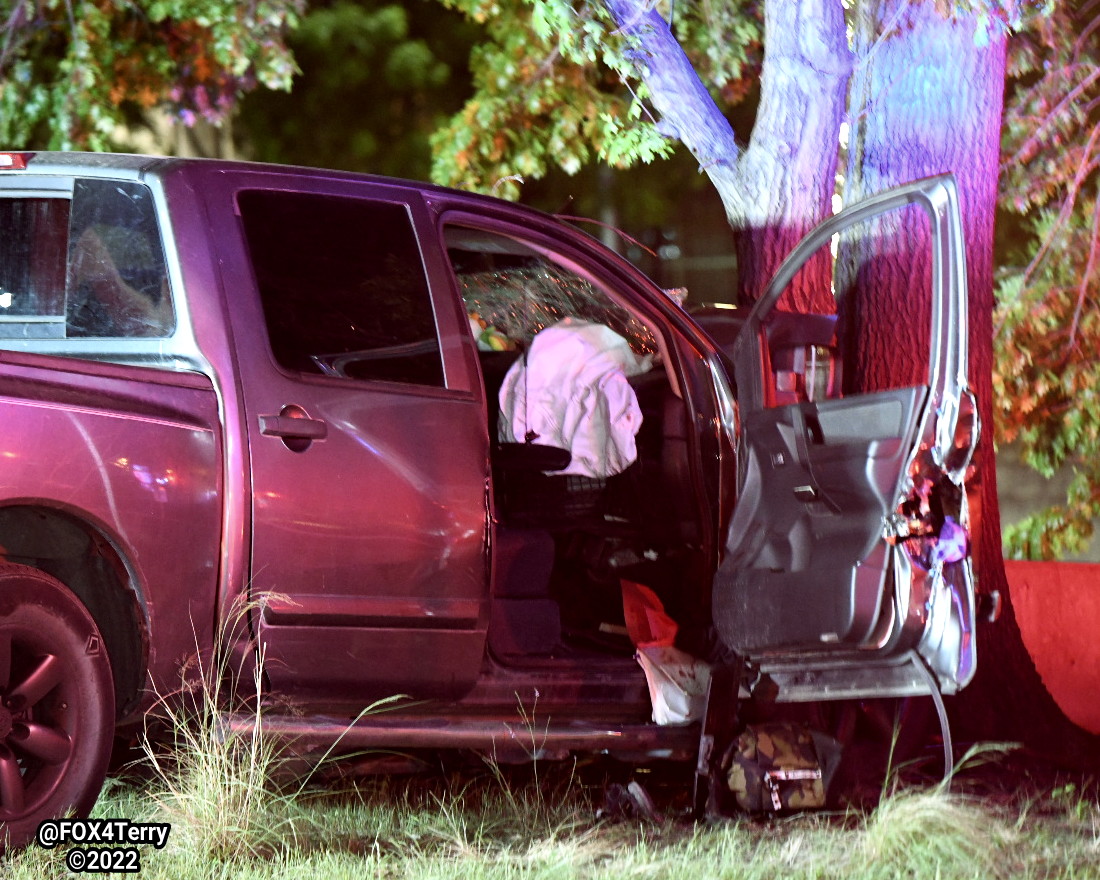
0 178 175 348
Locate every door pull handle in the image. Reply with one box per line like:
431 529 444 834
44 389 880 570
259 415 327 440
259 405 327 451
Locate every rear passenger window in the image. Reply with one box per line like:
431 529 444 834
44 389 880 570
238 190 444 388
0 178 173 341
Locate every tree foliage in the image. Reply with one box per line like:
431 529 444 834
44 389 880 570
0 0 303 150
430 0 761 200
996 2 1100 558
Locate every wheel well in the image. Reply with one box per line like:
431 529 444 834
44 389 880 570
0 505 147 718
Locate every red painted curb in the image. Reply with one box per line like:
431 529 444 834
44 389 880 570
1005 560 1100 735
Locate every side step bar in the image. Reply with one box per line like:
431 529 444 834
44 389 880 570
221 712 700 764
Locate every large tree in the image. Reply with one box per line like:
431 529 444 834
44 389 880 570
432 0 1100 563
432 0 1100 764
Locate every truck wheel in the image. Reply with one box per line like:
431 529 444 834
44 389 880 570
0 564 115 851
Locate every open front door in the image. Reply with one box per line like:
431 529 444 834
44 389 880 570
714 175 979 700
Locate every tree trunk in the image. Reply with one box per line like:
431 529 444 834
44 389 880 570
602 0 849 310
843 0 1100 767
734 0 850 310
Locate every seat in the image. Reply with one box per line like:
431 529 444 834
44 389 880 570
488 527 560 656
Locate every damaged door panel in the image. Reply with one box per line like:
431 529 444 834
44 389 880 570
715 175 978 699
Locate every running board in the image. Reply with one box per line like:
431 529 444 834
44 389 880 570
221 712 700 764
758 655 943 702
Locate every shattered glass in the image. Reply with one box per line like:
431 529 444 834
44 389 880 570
457 265 658 356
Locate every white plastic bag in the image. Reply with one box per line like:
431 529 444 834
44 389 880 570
635 645 711 726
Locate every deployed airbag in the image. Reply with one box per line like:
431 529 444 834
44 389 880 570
498 319 652 478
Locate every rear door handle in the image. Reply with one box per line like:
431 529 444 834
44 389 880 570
259 405 327 451
259 415 327 440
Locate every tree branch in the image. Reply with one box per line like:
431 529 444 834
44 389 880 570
601 0 744 209
1022 125 1100 287
0 2 30 76
1066 181 1100 354
1003 67 1100 169
1071 11 1100 64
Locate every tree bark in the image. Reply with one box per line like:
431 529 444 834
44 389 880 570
842 0 1100 767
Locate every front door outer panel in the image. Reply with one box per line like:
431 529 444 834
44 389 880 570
715 175 977 696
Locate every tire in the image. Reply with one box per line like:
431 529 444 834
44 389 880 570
0 563 115 851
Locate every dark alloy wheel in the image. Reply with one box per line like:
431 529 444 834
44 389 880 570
0 563 115 851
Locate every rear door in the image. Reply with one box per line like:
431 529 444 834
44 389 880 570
209 174 491 703
714 175 978 699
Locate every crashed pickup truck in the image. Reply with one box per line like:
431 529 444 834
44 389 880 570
0 152 978 846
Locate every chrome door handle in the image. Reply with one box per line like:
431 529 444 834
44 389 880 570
258 405 327 451
259 414 327 440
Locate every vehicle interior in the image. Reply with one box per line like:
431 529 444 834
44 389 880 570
446 226 716 670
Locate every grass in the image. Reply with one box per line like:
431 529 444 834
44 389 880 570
3 753 1097 879
4 600 1096 878
129 596 317 862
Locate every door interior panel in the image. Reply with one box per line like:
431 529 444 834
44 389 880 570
715 176 976 695
715 386 926 653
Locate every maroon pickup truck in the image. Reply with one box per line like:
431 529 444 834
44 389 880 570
0 151 978 846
